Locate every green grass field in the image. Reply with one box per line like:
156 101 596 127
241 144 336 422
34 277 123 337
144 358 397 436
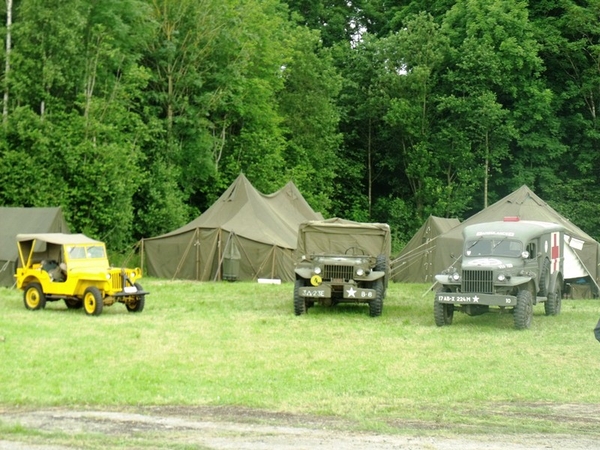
1 279 600 435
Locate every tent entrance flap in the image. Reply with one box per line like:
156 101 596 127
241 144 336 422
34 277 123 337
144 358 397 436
222 232 241 281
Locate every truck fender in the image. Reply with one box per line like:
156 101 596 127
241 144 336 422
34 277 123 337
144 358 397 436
548 271 564 298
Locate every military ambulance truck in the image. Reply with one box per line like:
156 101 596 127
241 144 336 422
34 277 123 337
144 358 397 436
433 218 564 329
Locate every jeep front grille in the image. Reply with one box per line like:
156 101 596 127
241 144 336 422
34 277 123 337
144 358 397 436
110 273 123 291
462 269 494 294
323 265 353 280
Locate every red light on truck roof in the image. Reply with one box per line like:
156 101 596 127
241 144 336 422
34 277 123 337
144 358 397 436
503 216 520 222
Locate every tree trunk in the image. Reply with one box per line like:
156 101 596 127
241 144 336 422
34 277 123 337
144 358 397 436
3 0 12 125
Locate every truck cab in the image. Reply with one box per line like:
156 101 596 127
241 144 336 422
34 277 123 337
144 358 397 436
433 217 564 329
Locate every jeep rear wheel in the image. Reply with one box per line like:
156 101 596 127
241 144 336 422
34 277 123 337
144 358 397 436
368 279 384 317
514 289 533 329
23 283 46 310
64 298 83 309
545 283 562 316
293 279 307 316
83 287 103 316
126 283 145 313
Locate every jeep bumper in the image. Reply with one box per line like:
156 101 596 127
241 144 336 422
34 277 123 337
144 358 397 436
436 292 517 307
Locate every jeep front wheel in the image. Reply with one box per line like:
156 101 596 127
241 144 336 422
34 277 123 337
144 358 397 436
126 283 145 313
83 286 103 316
293 279 307 315
368 279 384 317
24 283 46 310
514 289 533 329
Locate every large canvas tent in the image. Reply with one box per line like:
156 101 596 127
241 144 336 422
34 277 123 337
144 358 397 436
391 215 460 283
141 174 323 282
0 207 70 286
393 186 600 296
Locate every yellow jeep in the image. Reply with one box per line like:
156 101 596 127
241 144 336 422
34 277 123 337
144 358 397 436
15 233 148 316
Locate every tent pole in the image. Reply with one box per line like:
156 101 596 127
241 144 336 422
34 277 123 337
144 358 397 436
213 231 234 281
140 239 144 273
201 231 220 281
254 245 276 281
173 232 197 280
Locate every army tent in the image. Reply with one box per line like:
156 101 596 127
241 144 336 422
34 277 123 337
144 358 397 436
415 186 600 296
0 207 70 286
391 215 460 283
141 174 323 282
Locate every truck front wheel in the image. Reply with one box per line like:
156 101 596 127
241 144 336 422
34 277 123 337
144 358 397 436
368 279 384 317
514 289 533 329
434 301 454 326
293 279 307 316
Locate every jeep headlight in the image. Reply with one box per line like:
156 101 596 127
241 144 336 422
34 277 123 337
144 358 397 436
497 274 506 282
313 266 322 275
106 273 111 280
449 272 460 282
130 272 136 279
356 268 365 276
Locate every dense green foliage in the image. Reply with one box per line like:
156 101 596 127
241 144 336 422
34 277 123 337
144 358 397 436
0 0 599 251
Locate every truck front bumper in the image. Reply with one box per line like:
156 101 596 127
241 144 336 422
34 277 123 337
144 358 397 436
299 285 377 300
435 292 517 307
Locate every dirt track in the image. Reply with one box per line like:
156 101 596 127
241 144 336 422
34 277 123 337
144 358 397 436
1 405 600 449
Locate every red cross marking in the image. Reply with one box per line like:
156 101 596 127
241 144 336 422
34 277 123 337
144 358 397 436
551 232 560 273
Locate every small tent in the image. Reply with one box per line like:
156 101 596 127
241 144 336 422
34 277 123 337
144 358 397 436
0 207 70 286
391 215 460 283
141 174 323 282
418 186 600 296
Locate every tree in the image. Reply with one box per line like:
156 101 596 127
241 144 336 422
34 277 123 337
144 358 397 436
440 0 557 209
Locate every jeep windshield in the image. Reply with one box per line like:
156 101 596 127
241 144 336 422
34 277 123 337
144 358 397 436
66 244 106 259
464 238 523 258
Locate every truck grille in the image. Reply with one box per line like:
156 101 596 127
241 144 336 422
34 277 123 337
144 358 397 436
462 269 494 294
323 265 353 280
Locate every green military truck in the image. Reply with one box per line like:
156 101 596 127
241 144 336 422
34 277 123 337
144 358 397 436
433 218 564 329
293 218 391 317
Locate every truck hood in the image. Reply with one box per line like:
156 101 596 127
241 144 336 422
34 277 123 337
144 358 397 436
462 257 522 269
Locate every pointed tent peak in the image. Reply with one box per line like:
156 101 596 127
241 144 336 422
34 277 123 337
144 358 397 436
502 185 547 207
266 180 324 221
442 184 595 244
221 173 257 203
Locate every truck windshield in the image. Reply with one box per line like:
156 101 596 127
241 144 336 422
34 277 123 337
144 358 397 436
465 239 522 257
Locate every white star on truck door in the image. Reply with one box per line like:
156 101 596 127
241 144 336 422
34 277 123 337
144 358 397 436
347 287 356 297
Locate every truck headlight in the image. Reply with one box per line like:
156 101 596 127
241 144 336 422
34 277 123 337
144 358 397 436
450 272 460 282
497 274 506 282
314 266 322 275
356 268 365 276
